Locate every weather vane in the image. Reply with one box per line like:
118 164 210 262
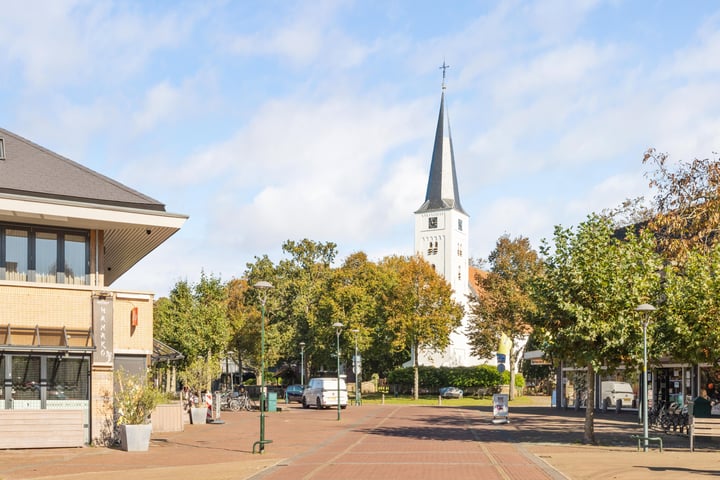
440 60 450 89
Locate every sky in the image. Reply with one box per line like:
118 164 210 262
2 0 720 297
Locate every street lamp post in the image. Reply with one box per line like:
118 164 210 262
253 280 273 454
635 303 656 453
299 342 306 386
333 322 343 421
352 328 360 406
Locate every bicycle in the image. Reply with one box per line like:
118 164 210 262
220 391 242 412
236 390 256 411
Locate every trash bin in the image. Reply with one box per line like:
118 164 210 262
267 392 277 412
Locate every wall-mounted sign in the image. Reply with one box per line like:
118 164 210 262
92 296 114 366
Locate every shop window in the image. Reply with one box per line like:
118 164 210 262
48 357 89 400
12 356 40 402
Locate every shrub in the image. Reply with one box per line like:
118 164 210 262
178 356 222 404
501 371 526 388
387 365 502 393
114 369 164 425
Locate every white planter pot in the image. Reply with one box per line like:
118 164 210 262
119 424 152 452
190 407 207 424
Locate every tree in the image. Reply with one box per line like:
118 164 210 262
534 214 662 444
317 252 400 379
240 239 338 380
381 255 464 400
660 244 720 366
154 271 232 365
467 235 542 400
226 277 258 383
643 148 720 261
274 239 337 376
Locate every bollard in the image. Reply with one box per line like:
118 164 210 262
382 393 385 405
438 395 442 406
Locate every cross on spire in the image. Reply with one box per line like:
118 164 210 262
440 60 450 89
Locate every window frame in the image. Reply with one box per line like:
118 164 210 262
0 222 90 285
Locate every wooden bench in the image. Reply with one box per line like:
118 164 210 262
690 416 720 451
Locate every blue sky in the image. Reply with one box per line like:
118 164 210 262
2 0 720 296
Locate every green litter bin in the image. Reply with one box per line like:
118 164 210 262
267 392 277 412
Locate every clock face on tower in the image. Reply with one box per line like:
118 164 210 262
428 217 438 229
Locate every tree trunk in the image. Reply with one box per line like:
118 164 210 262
413 341 419 401
583 367 596 445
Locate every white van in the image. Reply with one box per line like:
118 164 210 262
601 381 635 409
302 377 348 409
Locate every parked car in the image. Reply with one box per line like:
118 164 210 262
439 387 463 399
601 381 634 409
302 377 348 409
285 384 304 403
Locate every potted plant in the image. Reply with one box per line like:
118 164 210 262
114 369 164 451
179 356 220 424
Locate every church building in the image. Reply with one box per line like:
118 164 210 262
413 68 486 367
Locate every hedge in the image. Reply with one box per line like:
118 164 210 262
386 365 504 393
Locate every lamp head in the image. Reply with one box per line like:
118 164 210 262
254 281 273 290
635 303 656 313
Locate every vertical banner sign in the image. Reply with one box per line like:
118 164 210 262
92 296 114 366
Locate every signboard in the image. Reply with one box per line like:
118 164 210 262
353 355 362 375
92 296 114 366
530 358 551 366
493 394 509 421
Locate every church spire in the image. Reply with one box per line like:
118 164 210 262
416 63 466 215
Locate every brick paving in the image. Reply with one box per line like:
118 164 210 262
1 399 719 479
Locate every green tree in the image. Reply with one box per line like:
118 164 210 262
381 255 464 400
467 235 543 400
241 253 283 383
317 252 397 379
275 239 337 376
241 240 338 380
226 278 258 383
534 214 662 444
154 271 232 365
661 244 720 366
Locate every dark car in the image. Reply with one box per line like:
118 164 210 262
285 384 304 403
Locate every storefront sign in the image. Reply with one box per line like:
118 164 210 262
92 296 114 366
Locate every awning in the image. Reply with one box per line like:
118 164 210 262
152 339 184 364
0 324 94 353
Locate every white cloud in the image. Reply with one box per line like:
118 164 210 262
132 72 218 133
0 1 196 89
224 0 370 68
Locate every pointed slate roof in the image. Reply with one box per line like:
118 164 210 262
415 87 467 216
0 127 187 286
0 128 164 210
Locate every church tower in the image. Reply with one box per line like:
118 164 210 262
414 65 477 367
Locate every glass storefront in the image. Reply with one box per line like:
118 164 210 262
3 354 89 409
